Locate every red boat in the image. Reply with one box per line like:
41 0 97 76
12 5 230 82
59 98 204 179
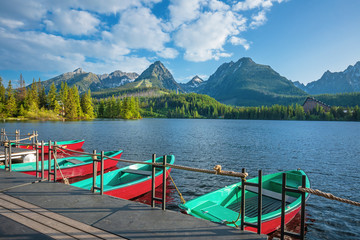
71 155 175 200
15 139 85 153
0 150 123 180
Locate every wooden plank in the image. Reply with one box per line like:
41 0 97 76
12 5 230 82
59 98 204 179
0 193 125 240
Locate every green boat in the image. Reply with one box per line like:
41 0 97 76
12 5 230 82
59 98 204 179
179 169 310 234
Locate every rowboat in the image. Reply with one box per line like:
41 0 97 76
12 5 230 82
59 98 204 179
0 150 123 180
14 139 85 153
179 169 310 234
71 155 175 200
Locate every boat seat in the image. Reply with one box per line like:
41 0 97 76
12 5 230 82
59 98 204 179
121 169 152 176
270 178 300 189
240 185 297 203
65 159 84 164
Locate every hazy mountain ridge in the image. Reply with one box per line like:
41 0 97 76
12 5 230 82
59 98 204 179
296 61 360 94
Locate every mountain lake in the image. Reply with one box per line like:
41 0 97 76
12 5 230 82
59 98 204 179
2 118 359 239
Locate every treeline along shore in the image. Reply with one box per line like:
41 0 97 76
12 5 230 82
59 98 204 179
1 77 359 121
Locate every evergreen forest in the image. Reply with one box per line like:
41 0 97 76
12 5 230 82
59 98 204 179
1 76 360 122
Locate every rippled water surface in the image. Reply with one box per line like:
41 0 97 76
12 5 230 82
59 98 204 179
2 119 360 239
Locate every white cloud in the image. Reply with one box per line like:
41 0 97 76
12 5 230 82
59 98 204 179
0 18 24 29
44 9 100 35
168 0 204 30
174 11 246 61
229 36 250 50
234 0 273 11
111 7 169 52
250 10 267 28
157 48 179 59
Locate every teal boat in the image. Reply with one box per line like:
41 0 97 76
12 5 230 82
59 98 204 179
179 169 310 234
72 155 175 200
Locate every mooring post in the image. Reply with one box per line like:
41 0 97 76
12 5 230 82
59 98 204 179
35 141 39 178
280 173 287 240
257 170 263 234
300 175 306 240
100 151 104 195
53 141 57 182
4 141 8 171
151 154 156 208
0 128 3 144
48 140 52 181
8 141 12 171
162 155 167 210
32 131 35 145
240 168 246 230
92 150 97 193
41 141 45 179
35 131 38 143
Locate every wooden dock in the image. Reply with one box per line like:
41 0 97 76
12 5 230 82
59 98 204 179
0 170 268 240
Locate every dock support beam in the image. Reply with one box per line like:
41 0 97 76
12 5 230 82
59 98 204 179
151 154 167 210
240 169 263 234
91 150 104 195
280 173 306 240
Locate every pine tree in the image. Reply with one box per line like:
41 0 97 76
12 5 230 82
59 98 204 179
80 90 94 119
5 81 17 117
48 83 60 114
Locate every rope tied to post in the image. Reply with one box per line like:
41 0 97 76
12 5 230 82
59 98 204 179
298 187 360 207
213 165 221 174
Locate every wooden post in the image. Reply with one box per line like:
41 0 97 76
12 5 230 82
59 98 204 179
300 175 306 240
280 173 286 240
48 140 52 181
100 151 104 195
4 141 8 171
8 142 12 171
35 140 39 178
41 141 45 179
240 168 246 230
92 150 97 193
257 170 263 234
53 141 57 182
162 155 167 210
151 154 156 208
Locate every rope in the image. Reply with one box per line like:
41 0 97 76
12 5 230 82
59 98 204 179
55 145 249 179
166 169 186 204
52 147 69 185
3 134 38 144
298 187 360 207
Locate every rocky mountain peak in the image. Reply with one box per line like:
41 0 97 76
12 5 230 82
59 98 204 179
73 68 84 74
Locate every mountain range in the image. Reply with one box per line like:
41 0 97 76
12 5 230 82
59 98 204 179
293 61 360 95
39 68 138 93
36 58 360 106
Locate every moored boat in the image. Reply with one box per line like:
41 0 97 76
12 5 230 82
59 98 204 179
179 169 310 234
71 155 175 200
14 139 85 153
0 150 123 180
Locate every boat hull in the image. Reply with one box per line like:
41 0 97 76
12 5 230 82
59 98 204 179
245 204 301 234
16 140 85 153
22 156 121 180
105 169 171 200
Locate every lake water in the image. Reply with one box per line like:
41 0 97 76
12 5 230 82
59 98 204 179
2 119 359 239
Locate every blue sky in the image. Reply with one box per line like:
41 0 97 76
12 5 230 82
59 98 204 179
0 0 359 86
